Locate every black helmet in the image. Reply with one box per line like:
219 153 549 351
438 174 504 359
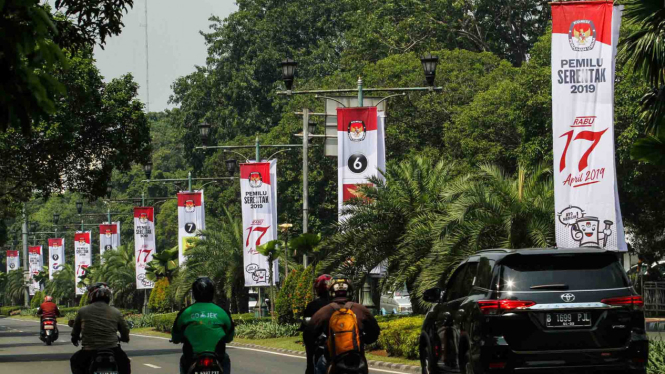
192 277 215 302
88 282 112 304
328 277 353 299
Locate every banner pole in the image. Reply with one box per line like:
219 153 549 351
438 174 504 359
302 108 309 268
357 77 363 107
188 172 192 192
255 135 260 162
107 208 111 224
22 203 29 307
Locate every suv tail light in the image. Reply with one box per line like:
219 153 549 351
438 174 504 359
601 296 644 310
478 300 536 315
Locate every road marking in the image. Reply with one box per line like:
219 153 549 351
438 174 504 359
144 364 161 369
130 333 171 341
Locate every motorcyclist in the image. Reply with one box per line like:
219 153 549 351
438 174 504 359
70 283 131 374
171 277 234 374
37 295 61 332
302 274 333 374
307 277 380 374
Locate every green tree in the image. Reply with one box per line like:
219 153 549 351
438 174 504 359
148 278 172 313
146 246 179 282
257 239 283 316
1 0 136 135
45 264 76 306
3 269 25 305
620 0 665 164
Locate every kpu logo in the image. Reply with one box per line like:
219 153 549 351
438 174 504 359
185 199 196 213
568 20 596 52
249 172 263 188
348 120 366 142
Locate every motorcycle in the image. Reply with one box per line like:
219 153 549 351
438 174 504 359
186 352 224 374
88 349 119 374
40 317 59 345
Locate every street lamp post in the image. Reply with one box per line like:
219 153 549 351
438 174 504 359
21 203 29 307
278 54 441 309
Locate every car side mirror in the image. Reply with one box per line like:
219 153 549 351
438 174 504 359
423 287 443 303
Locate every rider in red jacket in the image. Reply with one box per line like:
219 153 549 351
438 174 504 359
38 296 61 319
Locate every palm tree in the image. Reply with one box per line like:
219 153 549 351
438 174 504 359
320 156 457 304
257 239 283 316
175 207 248 313
4 269 25 305
620 0 665 164
413 164 554 306
146 246 179 282
102 245 138 309
45 264 76 305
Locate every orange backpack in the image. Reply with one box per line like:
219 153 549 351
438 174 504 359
327 302 362 360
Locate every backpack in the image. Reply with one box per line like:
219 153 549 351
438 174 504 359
327 302 363 364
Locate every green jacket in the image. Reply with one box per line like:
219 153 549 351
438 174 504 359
171 302 234 354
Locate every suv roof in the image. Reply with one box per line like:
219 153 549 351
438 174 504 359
474 247 615 261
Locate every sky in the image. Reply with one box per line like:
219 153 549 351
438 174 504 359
93 0 238 113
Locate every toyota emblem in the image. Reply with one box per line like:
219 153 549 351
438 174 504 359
561 293 576 302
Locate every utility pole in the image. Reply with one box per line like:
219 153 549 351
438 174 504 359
21 203 29 307
302 109 309 268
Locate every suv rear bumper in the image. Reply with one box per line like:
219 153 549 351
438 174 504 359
479 331 648 373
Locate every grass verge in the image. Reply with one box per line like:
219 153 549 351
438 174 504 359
233 337 419 366
130 327 172 338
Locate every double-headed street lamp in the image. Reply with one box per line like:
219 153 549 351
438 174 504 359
278 54 441 309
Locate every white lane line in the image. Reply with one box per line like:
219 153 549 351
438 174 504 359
226 346 409 374
143 364 161 369
129 333 171 341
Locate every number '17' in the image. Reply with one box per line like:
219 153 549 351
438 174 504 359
559 129 608 172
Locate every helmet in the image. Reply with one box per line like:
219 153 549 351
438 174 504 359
44 296 53 303
315 274 332 297
88 283 112 304
192 277 215 302
328 277 353 299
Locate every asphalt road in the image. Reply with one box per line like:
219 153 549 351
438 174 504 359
0 317 409 374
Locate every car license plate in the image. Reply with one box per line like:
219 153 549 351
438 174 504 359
43 325 54 330
546 312 592 328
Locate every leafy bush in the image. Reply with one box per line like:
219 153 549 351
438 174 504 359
235 321 300 339
234 313 271 326
292 267 314 320
30 291 44 309
79 291 88 306
148 278 172 313
125 314 155 329
59 307 81 315
650 339 665 374
275 268 300 323
20 308 38 317
153 312 178 333
375 316 423 359
0 306 21 316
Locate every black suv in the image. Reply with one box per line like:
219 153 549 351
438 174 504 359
419 248 648 374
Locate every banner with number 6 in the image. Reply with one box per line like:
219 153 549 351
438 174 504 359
240 161 278 287
551 1 626 251
177 191 205 265
134 207 156 289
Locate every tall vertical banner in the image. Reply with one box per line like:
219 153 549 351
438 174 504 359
28 246 43 295
48 238 65 280
551 1 626 251
337 107 386 218
6 250 19 272
74 232 91 295
240 161 279 287
134 207 155 289
99 222 120 258
177 191 205 265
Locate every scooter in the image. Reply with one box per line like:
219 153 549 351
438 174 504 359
40 318 59 345
186 352 224 374
88 349 119 374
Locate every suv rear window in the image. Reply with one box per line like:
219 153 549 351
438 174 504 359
499 253 628 291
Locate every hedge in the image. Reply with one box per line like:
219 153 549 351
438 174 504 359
376 316 423 359
153 312 178 332
235 321 299 339
0 306 21 316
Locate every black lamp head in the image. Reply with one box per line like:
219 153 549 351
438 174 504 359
106 185 112 199
420 53 439 87
199 122 211 146
53 213 60 225
76 201 83 214
30 221 38 233
280 58 297 91
225 159 237 175
144 161 153 180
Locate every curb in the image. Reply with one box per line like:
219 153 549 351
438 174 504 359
228 342 420 373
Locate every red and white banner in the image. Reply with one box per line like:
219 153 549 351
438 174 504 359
99 222 120 259
48 238 65 280
240 161 279 287
74 232 91 295
28 246 43 295
551 1 626 251
6 250 19 273
177 191 205 265
134 207 155 289
337 107 386 219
